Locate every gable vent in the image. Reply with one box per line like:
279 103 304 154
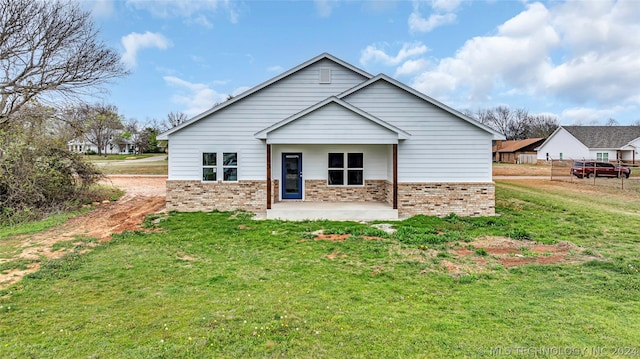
319 68 332 84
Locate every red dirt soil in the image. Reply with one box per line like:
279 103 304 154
441 236 601 276
0 176 166 290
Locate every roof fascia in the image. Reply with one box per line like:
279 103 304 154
338 74 506 140
156 53 373 140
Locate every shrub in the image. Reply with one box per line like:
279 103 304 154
0 129 102 225
507 228 534 240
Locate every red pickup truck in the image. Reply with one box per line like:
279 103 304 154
571 161 631 178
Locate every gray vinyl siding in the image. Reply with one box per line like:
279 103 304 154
267 103 398 144
343 81 493 182
166 59 368 180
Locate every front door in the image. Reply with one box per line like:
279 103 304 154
282 153 302 199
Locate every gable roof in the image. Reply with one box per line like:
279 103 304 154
157 53 506 141
157 53 372 140
562 126 640 148
493 138 544 153
337 74 505 140
254 96 411 141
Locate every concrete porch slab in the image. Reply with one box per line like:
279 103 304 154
267 201 398 221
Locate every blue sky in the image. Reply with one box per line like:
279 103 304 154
87 0 640 126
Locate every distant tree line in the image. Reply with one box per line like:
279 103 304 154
465 106 559 140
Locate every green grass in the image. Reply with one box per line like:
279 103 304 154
86 153 161 161
98 162 168 175
0 210 89 240
1 183 640 357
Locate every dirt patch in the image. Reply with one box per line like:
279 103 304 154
313 234 387 242
0 176 167 290
312 230 387 242
440 236 601 275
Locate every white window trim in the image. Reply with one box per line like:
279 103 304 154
222 152 238 182
201 152 239 182
327 152 364 187
202 152 218 182
596 152 609 162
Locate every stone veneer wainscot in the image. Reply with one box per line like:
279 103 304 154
166 180 266 213
397 182 495 218
166 180 495 218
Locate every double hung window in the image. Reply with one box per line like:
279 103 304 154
223 152 238 181
203 153 217 181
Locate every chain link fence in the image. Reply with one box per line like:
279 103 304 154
550 159 639 191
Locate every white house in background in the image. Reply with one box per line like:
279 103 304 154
67 133 138 155
156 53 504 219
536 126 640 164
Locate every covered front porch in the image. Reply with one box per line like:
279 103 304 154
267 201 398 221
254 97 410 221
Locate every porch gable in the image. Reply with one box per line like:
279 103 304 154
255 97 410 144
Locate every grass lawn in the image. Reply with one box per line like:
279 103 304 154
97 161 168 175
1 181 640 357
86 154 161 161
91 155 168 175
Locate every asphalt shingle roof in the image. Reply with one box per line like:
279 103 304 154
494 138 544 153
563 126 640 148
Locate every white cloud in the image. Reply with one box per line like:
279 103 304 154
431 0 463 12
360 42 428 66
90 0 115 18
413 2 559 100
164 76 229 116
395 58 430 77
408 0 460 33
267 65 284 73
409 12 456 33
315 0 339 17
407 0 640 114
121 32 171 68
126 0 239 25
191 14 213 28
560 106 626 125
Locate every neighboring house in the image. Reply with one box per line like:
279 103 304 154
157 53 504 219
493 138 544 163
68 133 138 155
536 126 640 164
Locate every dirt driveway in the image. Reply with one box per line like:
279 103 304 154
0 176 166 290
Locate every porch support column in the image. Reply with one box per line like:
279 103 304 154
393 143 398 210
266 144 272 210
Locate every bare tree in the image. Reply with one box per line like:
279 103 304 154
166 111 188 130
73 104 123 156
526 114 559 138
605 118 619 126
475 106 529 140
471 106 558 140
0 0 128 126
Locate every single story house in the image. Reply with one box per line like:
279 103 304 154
493 138 544 163
68 133 138 155
536 126 640 164
157 53 504 219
